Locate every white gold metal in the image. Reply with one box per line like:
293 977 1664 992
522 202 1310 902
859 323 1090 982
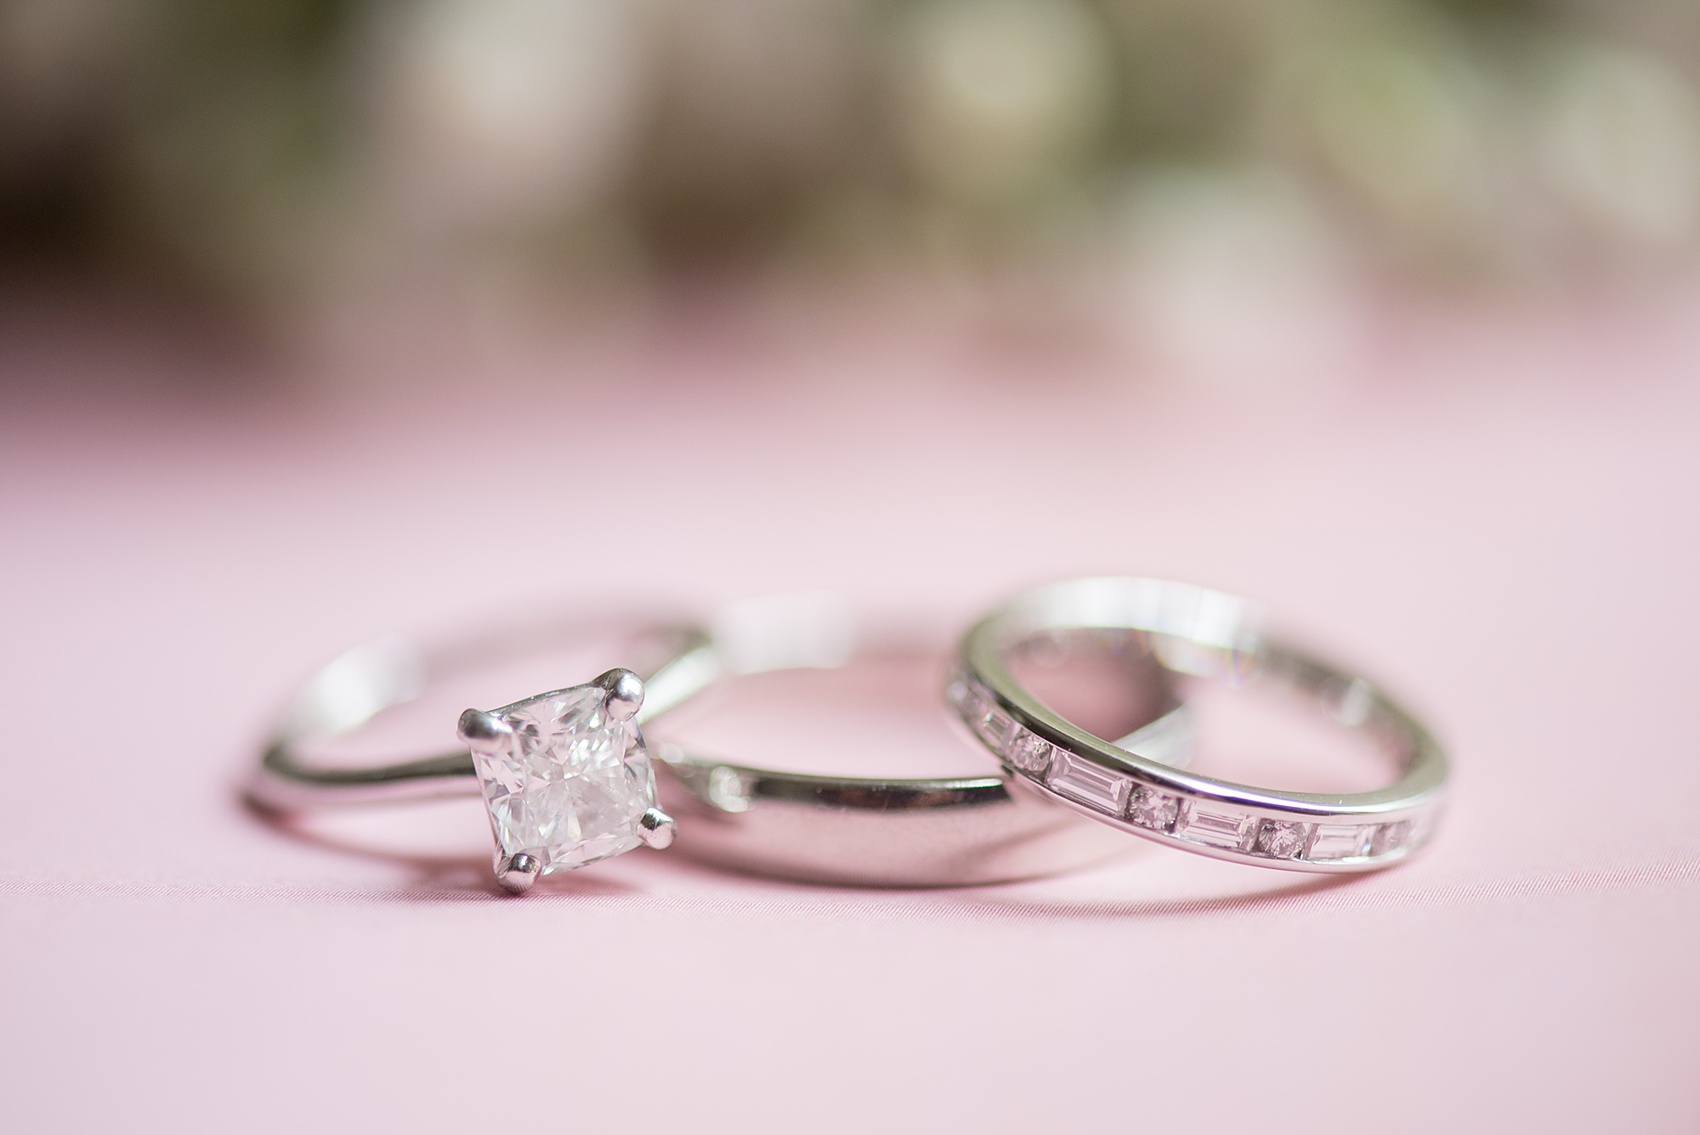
249 594 1200 891
252 622 715 809
646 592 1195 887
456 708 514 754
596 667 646 722
249 618 719 892
637 807 677 849
494 852 542 894
954 577 1447 873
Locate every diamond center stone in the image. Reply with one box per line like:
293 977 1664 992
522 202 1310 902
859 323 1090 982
471 684 657 874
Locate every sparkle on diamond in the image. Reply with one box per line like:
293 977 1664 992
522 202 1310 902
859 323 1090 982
1007 730 1053 773
973 706 1014 752
1254 819 1313 859
1127 786 1180 832
472 685 657 874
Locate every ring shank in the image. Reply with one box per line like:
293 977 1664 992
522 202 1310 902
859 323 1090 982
649 648 1194 887
648 593 1196 887
957 577 1447 873
248 620 717 811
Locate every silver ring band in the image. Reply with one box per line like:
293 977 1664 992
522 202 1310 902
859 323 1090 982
649 594 1194 887
953 577 1447 873
250 619 718 810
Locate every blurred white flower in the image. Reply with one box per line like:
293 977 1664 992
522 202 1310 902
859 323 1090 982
1535 44 1700 255
1115 168 1363 389
361 0 650 234
891 0 1115 203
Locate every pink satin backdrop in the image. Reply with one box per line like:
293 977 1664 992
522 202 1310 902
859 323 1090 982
2 289 1698 1131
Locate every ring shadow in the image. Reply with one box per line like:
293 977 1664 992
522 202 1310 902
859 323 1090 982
957 872 1360 920
632 837 1364 919
241 797 644 901
243 796 1368 916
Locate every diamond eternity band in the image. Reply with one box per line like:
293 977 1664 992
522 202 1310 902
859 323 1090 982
953 577 1448 873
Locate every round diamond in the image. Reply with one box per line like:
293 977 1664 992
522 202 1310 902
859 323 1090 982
1128 786 1179 832
1007 730 1053 773
1255 820 1311 859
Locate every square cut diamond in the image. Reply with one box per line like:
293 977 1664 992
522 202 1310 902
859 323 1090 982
1254 819 1314 859
1046 750 1132 814
1174 803 1255 851
1006 729 1053 774
1128 786 1180 832
1307 823 1373 861
471 685 656 875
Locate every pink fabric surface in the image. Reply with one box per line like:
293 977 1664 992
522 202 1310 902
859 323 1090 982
3 292 1698 1132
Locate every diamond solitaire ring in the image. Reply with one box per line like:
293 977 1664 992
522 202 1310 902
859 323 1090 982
453 669 676 892
250 618 721 893
645 593 1195 887
953 578 1447 873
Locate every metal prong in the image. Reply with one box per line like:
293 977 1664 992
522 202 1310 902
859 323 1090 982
594 668 645 722
457 708 512 754
494 852 541 895
637 807 676 849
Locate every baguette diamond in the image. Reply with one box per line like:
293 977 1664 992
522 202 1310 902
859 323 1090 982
1174 802 1255 850
951 683 985 729
1371 820 1412 856
1307 823 1374 861
973 706 1014 753
1046 750 1132 814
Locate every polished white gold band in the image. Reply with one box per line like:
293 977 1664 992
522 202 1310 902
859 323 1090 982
650 594 1192 886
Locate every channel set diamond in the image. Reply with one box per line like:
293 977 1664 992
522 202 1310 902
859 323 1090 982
1174 802 1256 851
1307 823 1374 861
954 678 1021 756
1254 819 1313 859
1371 820 1412 856
470 684 657 875
1128 785 1180 832
1046 749 1133 814
949 680 984 724
1006 729 1054 774
951 670 1430 865
973 706 1015 752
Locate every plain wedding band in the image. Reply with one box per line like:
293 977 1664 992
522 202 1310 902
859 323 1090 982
649 593 1194 887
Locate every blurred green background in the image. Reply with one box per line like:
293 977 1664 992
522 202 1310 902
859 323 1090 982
2 0 1696 321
